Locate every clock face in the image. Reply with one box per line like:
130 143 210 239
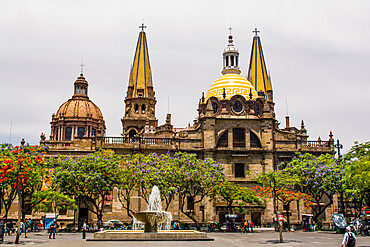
232 100 243 113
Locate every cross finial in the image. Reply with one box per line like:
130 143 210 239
80 61 85 75
139 23 147 31
228 25 232 35
253 27 260 36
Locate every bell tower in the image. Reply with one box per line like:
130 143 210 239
121 24 158 138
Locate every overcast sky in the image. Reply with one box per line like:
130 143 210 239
1 0 369 153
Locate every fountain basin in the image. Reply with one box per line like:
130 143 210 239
133 211 170 232
90 230 213 241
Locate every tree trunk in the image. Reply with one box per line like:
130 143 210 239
286 202 291 232
179 195 199 230
340 191 345 217
273 189 283 243
15 177 21 244
227 202 233 215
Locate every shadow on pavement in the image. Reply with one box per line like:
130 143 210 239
262 240 302 244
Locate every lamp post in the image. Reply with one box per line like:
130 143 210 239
334 139 345 216
334 139 343 158
15 139 25 244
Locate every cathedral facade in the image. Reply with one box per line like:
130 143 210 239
37 26 335 227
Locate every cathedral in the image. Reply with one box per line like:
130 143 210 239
37 25 335 227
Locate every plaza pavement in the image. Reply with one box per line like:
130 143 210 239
1 230 369 247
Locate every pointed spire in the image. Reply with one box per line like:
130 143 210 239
222 29 241 75
247 28 272 98
127 23 154 99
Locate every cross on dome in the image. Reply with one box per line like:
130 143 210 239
80 61 85 75
228 26 232 35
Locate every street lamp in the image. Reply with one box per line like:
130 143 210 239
15 139 25 244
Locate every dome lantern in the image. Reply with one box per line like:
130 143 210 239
73 73 89 99
222 30 241 75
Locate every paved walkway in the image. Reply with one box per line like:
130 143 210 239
1 231 369 246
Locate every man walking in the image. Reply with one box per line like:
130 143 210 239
49 221 56 239
82 220 88 239
341 226 356 247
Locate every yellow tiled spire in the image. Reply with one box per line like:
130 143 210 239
128 24 153 98
247 28 272 96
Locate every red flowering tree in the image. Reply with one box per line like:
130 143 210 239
0 144 48 221
254 183 312 232
256 170 311 243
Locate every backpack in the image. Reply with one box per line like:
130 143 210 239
347 232 356 247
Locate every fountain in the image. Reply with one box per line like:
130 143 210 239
91 186 212 241
133 186 172 232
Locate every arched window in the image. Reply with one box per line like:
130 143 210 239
230 55 234 66
134 104 139 113
141 104 146 113
216 131 228 148
233 128 245 148
212 102 218 114
78 127 85 137
65 127 72 141
91 128 96 137
250 131 262 148
226 56 229 67
236 56 238 66
129 129 137 143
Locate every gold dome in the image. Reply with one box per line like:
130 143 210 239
205 74 258 100
55 98 104 120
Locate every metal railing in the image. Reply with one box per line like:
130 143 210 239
96 136 176 146
300 140 331 148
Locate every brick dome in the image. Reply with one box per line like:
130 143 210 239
55 98 104 121
50 74 105 141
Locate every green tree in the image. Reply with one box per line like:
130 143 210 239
210 180 261 215
175 152 225 229
256 170 293 243
281 153 344 225
32 189 77 214
116 154 144 220
343 141 370 208
136 153 181 210
53 149 121 223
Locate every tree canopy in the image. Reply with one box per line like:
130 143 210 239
52 149 122 222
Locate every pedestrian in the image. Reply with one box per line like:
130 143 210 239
244 220 248 233
49 221 56 239
250 221 254 233
24 220 29 238
341 226 356 247
246 220 250 233
82 220 88 239
20 220 24 236
6 221 14 236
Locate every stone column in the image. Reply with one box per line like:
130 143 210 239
228 128 233 148
246 130 250 149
